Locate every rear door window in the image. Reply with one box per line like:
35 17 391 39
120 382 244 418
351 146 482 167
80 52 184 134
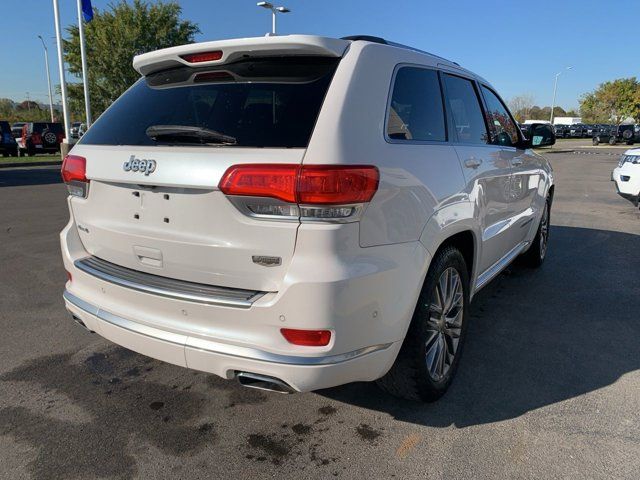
80 57 339 148
386 66 446 142
442 74 488 145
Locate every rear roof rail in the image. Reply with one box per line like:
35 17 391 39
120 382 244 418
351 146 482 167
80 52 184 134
341 35 460 67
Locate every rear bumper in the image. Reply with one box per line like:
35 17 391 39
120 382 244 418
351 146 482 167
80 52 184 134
63 289 399 392
61 210 426 391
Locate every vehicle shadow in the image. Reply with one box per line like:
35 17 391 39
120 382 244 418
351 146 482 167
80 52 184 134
0 166 62 187
318 225 640 428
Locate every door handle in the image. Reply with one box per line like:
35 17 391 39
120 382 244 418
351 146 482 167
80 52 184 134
464 158 482 169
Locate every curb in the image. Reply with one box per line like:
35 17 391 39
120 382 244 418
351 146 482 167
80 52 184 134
0 161 62 169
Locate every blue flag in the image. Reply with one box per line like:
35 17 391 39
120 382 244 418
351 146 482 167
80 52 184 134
81 0 93 22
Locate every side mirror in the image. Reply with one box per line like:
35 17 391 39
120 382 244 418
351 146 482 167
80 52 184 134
525 123 556 148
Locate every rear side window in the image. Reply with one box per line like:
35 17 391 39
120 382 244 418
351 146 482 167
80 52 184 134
442 74 488 145
480 86 520 147
32 123 63 134
80 57 339 148
386 67 446 142
0 122 10 134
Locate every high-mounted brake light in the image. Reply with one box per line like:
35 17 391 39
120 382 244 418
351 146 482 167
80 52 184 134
61 155 89 198
180 50 223 63
281 328 332 347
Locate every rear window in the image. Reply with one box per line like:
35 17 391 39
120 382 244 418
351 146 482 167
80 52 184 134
80 57 340 148
33 123 63 134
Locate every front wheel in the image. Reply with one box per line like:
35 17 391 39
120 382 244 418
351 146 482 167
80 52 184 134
377 246 469 402
593 137 600 146
520 197 550 268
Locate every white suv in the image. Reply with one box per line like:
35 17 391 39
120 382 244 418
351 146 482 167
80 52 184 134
60 35 555 401
612 147 640 207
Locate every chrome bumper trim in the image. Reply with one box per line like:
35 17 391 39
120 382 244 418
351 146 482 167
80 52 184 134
74 256 266 308
63 290 393 366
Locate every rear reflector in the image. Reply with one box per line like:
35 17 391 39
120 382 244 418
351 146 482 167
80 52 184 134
61 155 88 197
281 328 332 347
66 271 72 282
180 50 223 63
219 164 379 205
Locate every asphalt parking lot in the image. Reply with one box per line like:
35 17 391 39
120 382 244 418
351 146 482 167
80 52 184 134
0 146 638 479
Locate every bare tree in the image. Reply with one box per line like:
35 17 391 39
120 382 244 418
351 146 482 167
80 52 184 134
508 94 535 123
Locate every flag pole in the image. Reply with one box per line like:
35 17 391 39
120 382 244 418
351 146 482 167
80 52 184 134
76 0 92 127
52 0 71 143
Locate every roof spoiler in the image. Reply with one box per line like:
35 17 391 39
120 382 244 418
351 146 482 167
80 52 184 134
133 35 350 76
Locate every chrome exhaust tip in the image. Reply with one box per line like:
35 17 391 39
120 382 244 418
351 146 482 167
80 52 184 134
236 372 296 394
71 315 94 333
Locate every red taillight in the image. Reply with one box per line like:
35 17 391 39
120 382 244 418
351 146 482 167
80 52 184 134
281 328 332 347
297 166 379 205
219 165 379 205
56 132 65 143
61 155 89 197
220 164 298 203
180 50 223 63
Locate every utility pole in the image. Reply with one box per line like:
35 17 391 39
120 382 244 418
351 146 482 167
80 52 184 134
38 35 55 122
26 92 31 112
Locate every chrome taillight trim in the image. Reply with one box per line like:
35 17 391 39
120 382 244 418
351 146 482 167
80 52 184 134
227 195 367 223
74 256 266 308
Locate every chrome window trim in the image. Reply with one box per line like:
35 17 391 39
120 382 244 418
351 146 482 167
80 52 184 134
63 290 393 366
74 256 266 308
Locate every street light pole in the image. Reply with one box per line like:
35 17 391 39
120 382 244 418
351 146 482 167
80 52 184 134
38 35 55 123
76 0 92 127
550 66 572 124
52 0 71 143
257 2 290 35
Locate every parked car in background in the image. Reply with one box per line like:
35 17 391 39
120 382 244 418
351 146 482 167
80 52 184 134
553 124 569 138
61 34 556 402
70 122 83 140
585 125 598 137
593 124 635 146
0 121 18 157
612 148 640 206
569 124 585 138
11 122 25 138
17 122 65 156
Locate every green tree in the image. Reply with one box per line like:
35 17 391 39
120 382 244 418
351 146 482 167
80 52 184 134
580 78 640 124
63 0 200 119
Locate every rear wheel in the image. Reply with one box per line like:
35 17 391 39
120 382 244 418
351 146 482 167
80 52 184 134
592 137 599 146
609 136 616 145
377 246 469 402
520 197 550 268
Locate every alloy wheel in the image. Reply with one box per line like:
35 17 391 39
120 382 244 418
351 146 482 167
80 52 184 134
539 203 549 259
425 267 464 381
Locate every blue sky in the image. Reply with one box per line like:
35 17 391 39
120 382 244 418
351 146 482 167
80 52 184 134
2 0 638 110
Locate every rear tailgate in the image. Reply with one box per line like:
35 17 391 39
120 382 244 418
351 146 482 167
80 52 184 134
68 40 345 293
69 145 304 292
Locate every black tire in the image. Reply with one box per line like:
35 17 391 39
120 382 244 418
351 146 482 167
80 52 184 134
2 151 7 158
377 246 470 402
626 141 634 146
520 197 550 268
609 136 616 145
592 137 599 146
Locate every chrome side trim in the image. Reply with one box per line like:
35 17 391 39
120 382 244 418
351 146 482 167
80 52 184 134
63 290 393 366
74 256 266 308
475 241 528 291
